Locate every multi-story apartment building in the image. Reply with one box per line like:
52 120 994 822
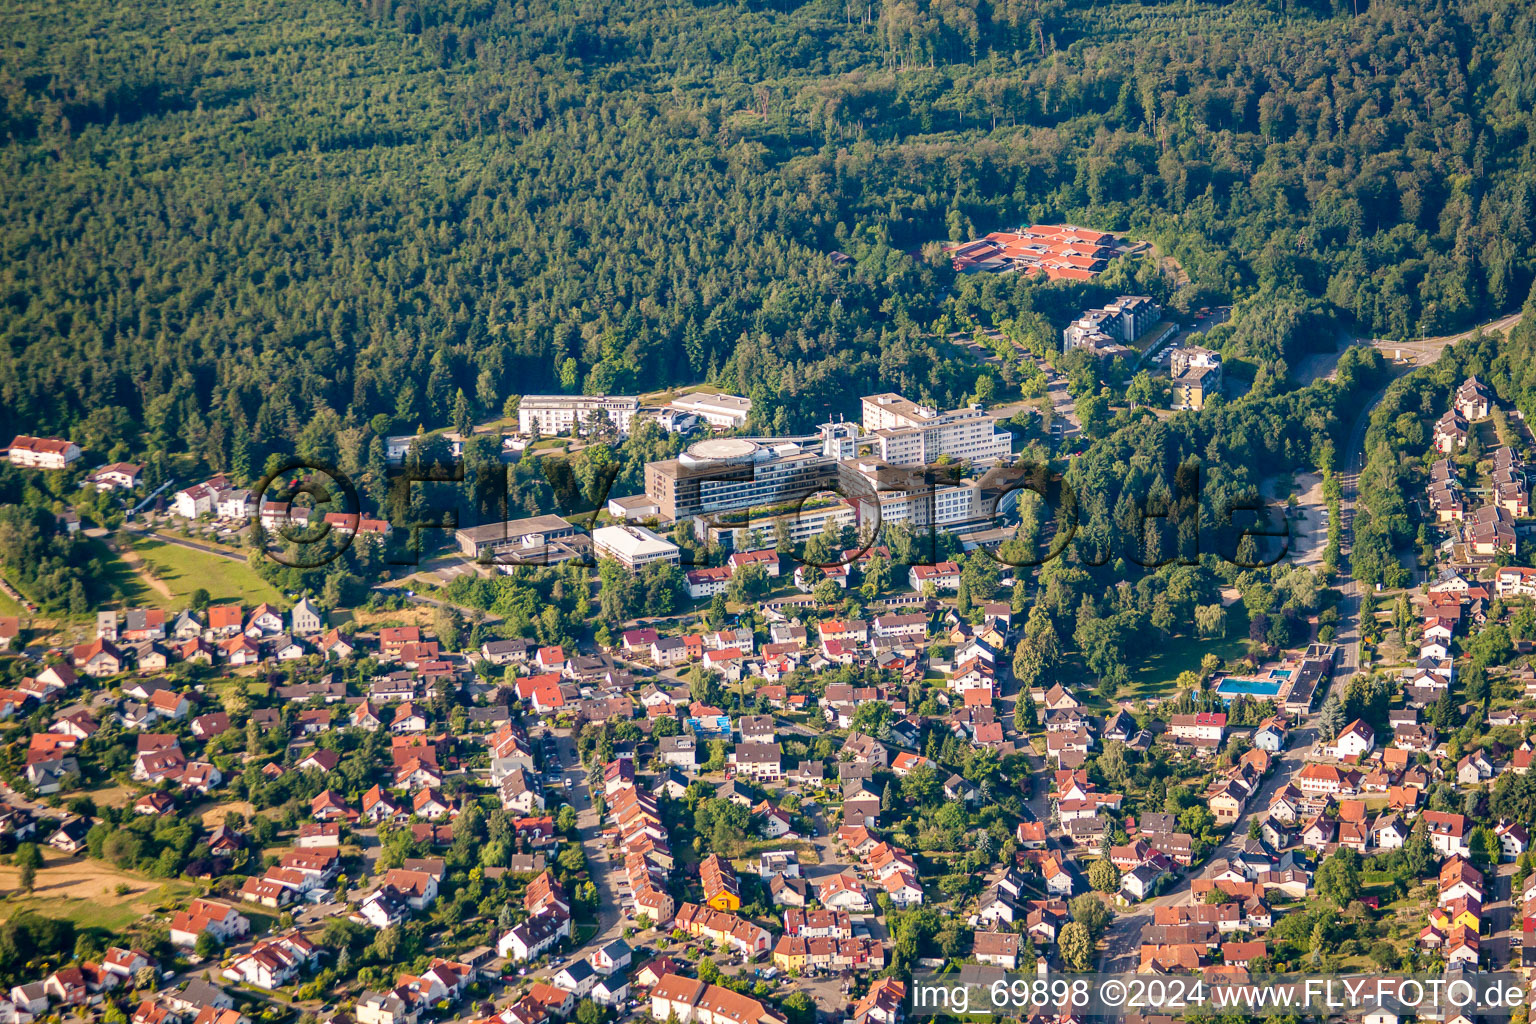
7 435 81 469
835 460 989 538
1104 295 1162 341
1064 296 1163 352
518 395 640 436
1170 346 1223 411
1062 309 1123 352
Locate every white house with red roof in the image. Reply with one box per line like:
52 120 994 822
221 932 318 989
908 562 960 592
1332 719 1376 759
8 435 81 470
169 898 250 948
71 639 124 678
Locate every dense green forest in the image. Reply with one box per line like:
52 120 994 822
2 0 1534 464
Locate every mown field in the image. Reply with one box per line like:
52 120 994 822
129 537 285 608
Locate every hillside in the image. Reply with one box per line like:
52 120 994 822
1 0 1534 462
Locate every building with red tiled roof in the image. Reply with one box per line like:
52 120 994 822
7 435 81 469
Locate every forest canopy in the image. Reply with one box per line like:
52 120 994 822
1 0 1533 464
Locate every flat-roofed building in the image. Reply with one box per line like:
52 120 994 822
593 525 680 572
644 438 837 522
519 395 640 436
1171 348 1223 411
698 501 857 553
838 460 986 533
607 494 662 521
456 514 583 561
666 393 752 429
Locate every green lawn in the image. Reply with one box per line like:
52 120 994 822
129 537 284 607
209 679 271 709
0 877 199 931
82 536 162 609
0 589 22 615
1122 608 1252 701
153 528 247 555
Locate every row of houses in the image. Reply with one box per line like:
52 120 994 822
170 473 391 537
1431 376 1495 453
1 947 152 1022
97 601 329 642
356 957 484 1024
603 754 680 931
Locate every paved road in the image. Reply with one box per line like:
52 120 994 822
1097 722 1317 971
553 731 624 943
1487 861 1519 967
1363 312 1525 365
123 526 251 563
965 328 1083 442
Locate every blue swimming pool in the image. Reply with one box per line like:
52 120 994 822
1217 677 1284 698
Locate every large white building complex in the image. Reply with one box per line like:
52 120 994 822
447 391 1018 566
634 392 1016 550
518 395 640 436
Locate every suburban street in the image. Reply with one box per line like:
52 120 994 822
549 731 625 945
1096 722 1318 971
1095 351 1399 970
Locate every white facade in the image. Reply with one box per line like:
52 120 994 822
216 489 255 519
1497 567 1536 597
667 392 751 429
1332 722 1375 759
859 394 1012 466
6 436 81 469
174 481 221 518
496 912 570 962
593 525 680 572
607 494 662 520
686 568 731 599
1064 296 1162 350
519 395 639 436
844 463 984 529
